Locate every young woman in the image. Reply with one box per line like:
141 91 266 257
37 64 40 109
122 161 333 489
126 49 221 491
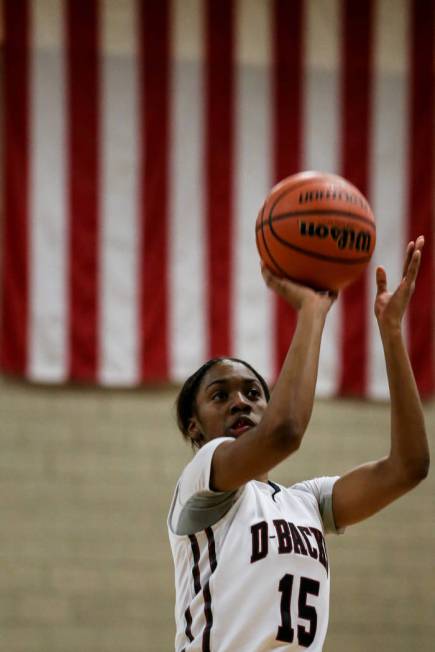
168 236 429 652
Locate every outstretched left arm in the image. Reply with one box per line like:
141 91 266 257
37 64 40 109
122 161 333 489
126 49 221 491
332 236 430 529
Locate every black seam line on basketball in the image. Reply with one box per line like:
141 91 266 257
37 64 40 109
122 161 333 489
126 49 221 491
257 201 282 275
269 180 318 222
269 209 375 227
258 201 290 277
258 213 288 277
256 209 376 231
262 233 372 264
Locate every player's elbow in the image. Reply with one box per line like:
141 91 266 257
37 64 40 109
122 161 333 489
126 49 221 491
271 419 304 455
399 455 430 489
410 455 430 483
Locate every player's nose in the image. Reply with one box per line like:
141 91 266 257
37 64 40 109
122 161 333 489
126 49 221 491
229 392 251 414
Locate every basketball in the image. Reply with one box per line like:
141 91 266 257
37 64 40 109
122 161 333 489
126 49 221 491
256 171 376 292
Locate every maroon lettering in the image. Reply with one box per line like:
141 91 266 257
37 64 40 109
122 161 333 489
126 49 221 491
298 526 318 559
250 521 269 563
289 522 308 556
273 519 293 554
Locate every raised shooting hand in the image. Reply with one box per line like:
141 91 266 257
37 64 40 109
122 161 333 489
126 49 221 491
261 265 337 314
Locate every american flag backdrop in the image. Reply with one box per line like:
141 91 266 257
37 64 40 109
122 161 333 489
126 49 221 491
0 0 434 397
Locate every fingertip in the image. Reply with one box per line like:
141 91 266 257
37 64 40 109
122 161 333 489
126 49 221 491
376 265 387 290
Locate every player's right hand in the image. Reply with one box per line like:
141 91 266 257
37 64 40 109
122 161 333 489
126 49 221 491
261 264 337 314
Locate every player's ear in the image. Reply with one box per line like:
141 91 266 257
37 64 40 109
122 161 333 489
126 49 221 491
187 417 204 447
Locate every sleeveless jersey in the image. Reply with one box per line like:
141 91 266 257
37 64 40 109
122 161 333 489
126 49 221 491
168 437 343 651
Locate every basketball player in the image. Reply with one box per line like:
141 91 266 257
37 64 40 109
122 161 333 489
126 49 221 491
168 236 429 651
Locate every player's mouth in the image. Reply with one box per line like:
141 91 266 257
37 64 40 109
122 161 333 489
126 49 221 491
228 416 256 436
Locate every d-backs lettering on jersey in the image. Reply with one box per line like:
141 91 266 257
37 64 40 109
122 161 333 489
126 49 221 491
250 519 329 575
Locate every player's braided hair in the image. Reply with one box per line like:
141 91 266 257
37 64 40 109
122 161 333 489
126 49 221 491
176 357 270 449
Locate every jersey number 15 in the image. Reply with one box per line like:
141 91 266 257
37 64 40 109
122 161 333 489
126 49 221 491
276 574 320 647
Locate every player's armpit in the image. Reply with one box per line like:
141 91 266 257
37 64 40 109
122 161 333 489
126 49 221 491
331 457 427 529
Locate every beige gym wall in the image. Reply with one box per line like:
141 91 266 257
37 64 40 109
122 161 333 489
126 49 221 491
0 378 433 651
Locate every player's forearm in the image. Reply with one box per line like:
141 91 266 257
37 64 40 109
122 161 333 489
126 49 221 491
262 299 327 445
380 326 429 483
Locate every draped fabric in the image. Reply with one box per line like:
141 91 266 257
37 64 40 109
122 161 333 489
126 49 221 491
1 0 434 397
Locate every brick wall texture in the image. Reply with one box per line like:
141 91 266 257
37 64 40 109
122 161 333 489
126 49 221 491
0 376 433 652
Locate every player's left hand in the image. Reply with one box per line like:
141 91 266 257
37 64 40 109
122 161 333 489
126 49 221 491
374 235 424 331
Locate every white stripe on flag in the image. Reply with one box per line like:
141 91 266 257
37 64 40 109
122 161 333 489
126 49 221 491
99 0 140 385
368 0 409 398
29 0 67 382
234 0 273 381
303 0 341 397
169 0 207 381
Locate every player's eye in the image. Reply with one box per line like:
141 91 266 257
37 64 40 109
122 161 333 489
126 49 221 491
211 390 227 401
247 388 261 400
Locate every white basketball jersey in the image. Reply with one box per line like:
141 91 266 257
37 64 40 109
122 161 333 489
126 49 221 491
168 437 343 652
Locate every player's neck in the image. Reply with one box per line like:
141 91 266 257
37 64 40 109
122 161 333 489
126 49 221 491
255 474 268 483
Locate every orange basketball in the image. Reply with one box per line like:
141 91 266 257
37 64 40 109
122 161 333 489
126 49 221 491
256 171 376 292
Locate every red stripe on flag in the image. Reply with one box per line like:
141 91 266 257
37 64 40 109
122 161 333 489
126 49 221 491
407 0 434 397
205 0 234 358
138 0 170 380
66 0 100 380
0 0 30 375
272 0 303 377
339 0 373 396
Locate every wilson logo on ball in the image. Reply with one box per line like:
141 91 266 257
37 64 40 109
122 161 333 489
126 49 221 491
298 221 372 253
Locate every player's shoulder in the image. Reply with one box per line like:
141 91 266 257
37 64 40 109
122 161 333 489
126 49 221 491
287 476 339 501
176 436 235 501
181 436 234 477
